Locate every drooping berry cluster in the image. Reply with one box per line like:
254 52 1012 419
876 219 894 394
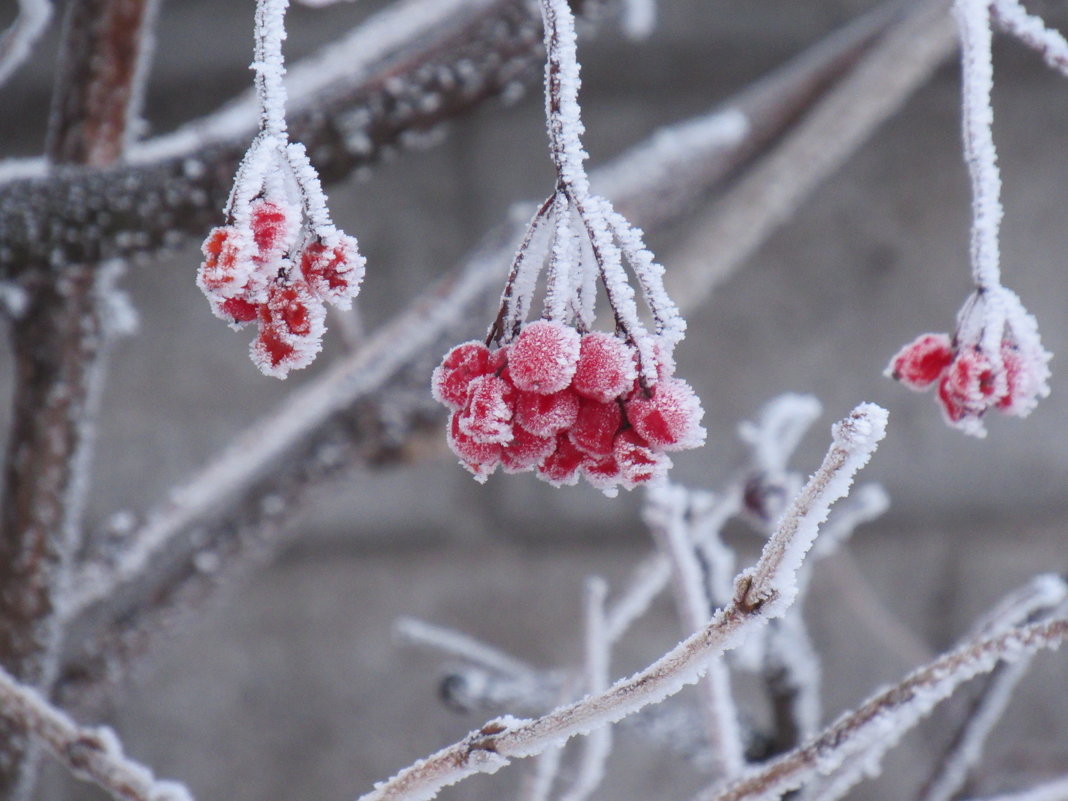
198 194 363 378
887 290 1050 436
433 321 705 495
197 0 365 378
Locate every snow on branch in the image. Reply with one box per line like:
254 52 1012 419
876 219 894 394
0 0 52 88
354 404 886 801
697 615 1068 801
0 662 192 801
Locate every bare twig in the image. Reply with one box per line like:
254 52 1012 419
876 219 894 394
353 404 886 801
0 662 192 801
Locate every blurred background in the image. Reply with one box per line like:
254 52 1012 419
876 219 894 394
2 0 1068 798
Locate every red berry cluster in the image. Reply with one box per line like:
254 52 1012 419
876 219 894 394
887 332 1046 430
198 200 364 378
432 320 705 494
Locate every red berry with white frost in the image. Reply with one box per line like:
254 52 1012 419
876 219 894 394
887 333 955 390
571 332 637 402
501 426 556 473
514 388 580 437
458 374 516 444
300 235 365 307
537 434 585 487
432 341 495 410
582 452 621 495
569 398 623 456
614 429 671 489
448 413 502 482
625 377 706 451
507 320 581 394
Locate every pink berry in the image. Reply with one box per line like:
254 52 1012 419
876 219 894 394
614 429 671 489
458 374 516 444
501 426 556 473
432 341 496 410
514 388 580 437
625 377 706 451
507 320 581 394
569 398 623 456
887 333 955 390
571 332 637 402
537 434 586 487
447 413 502 482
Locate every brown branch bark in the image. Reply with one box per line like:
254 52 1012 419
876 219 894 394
52 0 909 710
0 0 156 796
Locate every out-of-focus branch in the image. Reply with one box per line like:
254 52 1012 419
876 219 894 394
0 1 157 796
57 0 917 706
0 0 52 87
0 662 192 801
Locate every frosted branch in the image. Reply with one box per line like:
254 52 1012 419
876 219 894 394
0 663 192 801
354 404 886 801
697 616 1068 801
0 0 52 87
991 0 1068 78
395 617 543 680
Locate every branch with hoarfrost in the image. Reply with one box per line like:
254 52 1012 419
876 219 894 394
991 0 1068 78
701 581 1068 801
0 0 52 88
0 663 192 801
916 575 1068 801
55 4 906 706
354 404 886 801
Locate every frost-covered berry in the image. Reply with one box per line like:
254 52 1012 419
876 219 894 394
997 340 1051 417
614 429 671 489
571 332 637 402
625 377 706 451
508 320 581 394
198 226 251 298
514 388 580 437
219 297 259 325
501 426 556 473
458 374 516 444
569 398 623 456
537 434 585 487
935 346 999 426
886 333 954 390
250 200 295 261
432 342 498 411
250 281 326 378
300 234 366 307
448 413 502 483
582 453 621 496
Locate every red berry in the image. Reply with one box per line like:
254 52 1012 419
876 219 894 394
501 426 556 473
537 434 585 487
266 283 314 336
448 413 502 482
507 320 581 394
432 342 496 410
458 374 516 444
198 226 246 294
569 398 623 456
250 200 291 258
300 234 365 307
887 333 954 390
582 452 621 495
514 388 580 437
625 377 705 451
219 297 259 324
572 332 637 402
252 324 296 369
614 429 671 489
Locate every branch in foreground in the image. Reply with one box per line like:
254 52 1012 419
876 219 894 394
354 404 887 801
0 662 192 801
697 615 1068 801
55 2 908 707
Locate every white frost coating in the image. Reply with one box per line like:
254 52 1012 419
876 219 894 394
992 0 1068 79
620 0 656 40
0 0 53 88
0 663 193 801
542 0 590 200
955 0 1003 290
394 617 542 679
971 574 1068 637
603 553 672 644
